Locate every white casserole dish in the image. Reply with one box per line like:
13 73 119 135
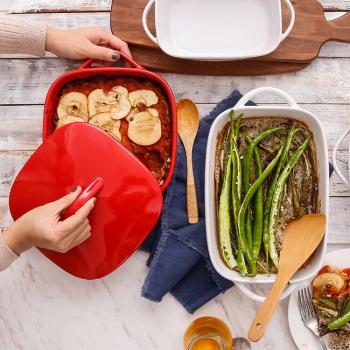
142 0 295 61
205 87 329 302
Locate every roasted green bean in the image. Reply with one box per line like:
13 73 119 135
230 111 247 275
238 146 284 276
263 126 299 261
252 147 264 260
218 154 235 269
242 127 284 251
268 135 312 268
328 305 350 331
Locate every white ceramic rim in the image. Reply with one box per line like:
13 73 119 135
142 0 295 60
332 126 350 189
205 87 329 302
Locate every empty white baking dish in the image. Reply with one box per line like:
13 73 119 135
205 87 329 302
142 0 295 61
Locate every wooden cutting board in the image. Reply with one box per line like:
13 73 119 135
128 45 309 76
111 0 350 64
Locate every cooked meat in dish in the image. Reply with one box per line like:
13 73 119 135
53 75 172 184
215 114 318 276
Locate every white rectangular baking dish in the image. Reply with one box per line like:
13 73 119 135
205 87 329 302
142 0 295 61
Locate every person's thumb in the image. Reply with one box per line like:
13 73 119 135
51 186 82 212
86 44 120 62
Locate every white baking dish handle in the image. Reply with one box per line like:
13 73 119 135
332 126 350 188
143 0 158 44
281 0 295 41
235 86 299 109
236 282 297 303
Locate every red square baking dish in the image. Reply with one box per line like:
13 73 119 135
9 54 177 279
42 53 177 191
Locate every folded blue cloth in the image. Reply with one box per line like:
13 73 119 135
141 90 246 313
141 90 335 314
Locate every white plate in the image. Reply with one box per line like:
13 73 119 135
288 248 350 350
142 0 295 61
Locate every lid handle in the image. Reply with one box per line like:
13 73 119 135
78 52 144 70
62 177 104 220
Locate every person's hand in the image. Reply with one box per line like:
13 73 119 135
45 26 132 62
2 187 95 255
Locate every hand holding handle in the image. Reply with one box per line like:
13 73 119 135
62 177 104 220
78 52 144 70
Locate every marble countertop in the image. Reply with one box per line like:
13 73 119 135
0 244 346 350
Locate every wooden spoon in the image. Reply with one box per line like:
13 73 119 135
248 214 327 342
177 99 199 224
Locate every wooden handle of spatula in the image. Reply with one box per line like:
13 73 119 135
186 155 198 224
248 276 289 341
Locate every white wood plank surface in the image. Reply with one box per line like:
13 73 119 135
1 0 350 13
4 58 350 105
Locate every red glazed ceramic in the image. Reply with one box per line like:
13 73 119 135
9 123 163 279
42 53 177 191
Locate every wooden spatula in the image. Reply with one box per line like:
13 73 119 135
177 99 199 224
248 214 326 342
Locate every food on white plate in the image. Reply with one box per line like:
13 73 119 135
215 112 318 277
312 265 350 349
54 76 172 184
127 111 161 146
129 89 158 107
56 92 89 121
88 112 121 142
56 115 85 129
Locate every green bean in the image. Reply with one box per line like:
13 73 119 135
328 306 350 330
291 169 302 217
242 127 284 251
230 111 247 275
238 146 284 276
245 136 264 260
218 154 235 269
268 135 312 268
342 300 350 316
252 147 264 260
263 126 299 262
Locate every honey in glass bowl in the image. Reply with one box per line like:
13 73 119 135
183 316 233 350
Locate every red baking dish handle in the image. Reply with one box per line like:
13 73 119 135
61 177 104 220
78 52 144 70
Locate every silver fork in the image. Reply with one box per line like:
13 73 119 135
298 287 328 350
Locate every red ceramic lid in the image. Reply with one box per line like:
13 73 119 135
9 123 163 279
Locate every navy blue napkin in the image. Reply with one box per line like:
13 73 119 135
140 90 334 314
141 91 246 313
